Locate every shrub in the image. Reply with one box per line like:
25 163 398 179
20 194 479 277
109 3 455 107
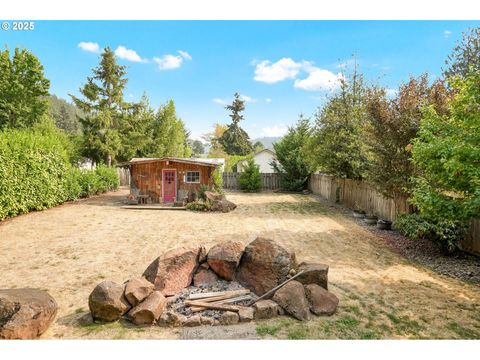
185 199 212 212
394 213 467 254
197 184 209 201
239 158 261 192
0 128 120 221
212 167 224 194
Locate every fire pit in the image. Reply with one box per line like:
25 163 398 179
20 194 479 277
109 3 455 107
88 237 339 328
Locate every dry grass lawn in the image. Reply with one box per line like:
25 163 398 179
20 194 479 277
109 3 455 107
1 188 479 339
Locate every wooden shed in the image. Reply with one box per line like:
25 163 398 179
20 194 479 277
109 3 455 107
126 157 218 204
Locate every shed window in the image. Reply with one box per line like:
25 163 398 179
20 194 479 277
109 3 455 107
185 171 200 183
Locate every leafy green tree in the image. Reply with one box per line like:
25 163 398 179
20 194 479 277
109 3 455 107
190 140 205 156
309 68 369 180
239 158 261 192
0 48 50 129
444 27 480 79
253 140 265 152
147 99 191 158
117 93 155 162
365 75 451 204
218 93 253 155
411 71 480 224
49 94 83 134
272 116 316 191
71 47 127 166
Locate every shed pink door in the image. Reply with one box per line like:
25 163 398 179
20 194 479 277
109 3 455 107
162 170 176 202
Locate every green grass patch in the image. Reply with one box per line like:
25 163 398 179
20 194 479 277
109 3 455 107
256 324 284 336
386 312 423 336
287 327 309 340
447 322 480 339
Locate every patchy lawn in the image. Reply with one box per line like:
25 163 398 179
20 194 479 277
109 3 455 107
1 188 479 339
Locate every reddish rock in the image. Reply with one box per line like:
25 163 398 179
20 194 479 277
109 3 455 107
238 307 255 322
88 280 131 322
219 311 239 325
0 288 57 340
207 241 244 280
143 247 201 296
128 291 166 325
296 262 329 290
211 199 237 213
272 280 311 321
304 284 339 316
253 300 280 320
124 277 154 307
236 237 296 296
193 268 219 287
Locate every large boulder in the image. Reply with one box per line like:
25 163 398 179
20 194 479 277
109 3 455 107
219 311 239 325
124 277 154 307
304 284 339 316
89 280 131 322
207 241 244 280
296 262 329 290
0 288 57 340
236 237 296 296
211 199 237 213
127 291 166 325
143 247 201 296
193 268 219 287
205 191 226 202
272 280 311 321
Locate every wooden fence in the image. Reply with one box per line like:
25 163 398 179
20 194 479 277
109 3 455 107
223 172 280 191
116 167 131 186
308 173 480 255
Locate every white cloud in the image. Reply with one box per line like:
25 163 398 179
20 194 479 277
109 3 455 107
261 125 288 137
240 94 257 103
294 68 344 92
265 98 272 103
254 58 307 84
213 98 227 105
78 41 100 54
154 51 191 70
178 50 192 60
444 30 452 38
114 46 146 63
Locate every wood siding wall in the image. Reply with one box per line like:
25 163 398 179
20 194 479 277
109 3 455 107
130 161 214 203
223 172 280 190
308 173 480 256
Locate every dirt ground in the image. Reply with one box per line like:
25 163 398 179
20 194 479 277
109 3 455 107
1 188 479 339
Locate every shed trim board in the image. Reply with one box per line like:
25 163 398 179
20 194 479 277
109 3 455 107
162 168 177 203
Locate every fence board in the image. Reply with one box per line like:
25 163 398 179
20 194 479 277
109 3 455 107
116 167 131 186
222 172 280 191
308 173 479 256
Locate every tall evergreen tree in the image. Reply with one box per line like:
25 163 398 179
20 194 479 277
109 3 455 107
70 47 127 166
0 48 50 129
218 93 253 155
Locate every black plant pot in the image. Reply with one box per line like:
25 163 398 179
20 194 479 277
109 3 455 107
377 219 392 230
364 215 378 225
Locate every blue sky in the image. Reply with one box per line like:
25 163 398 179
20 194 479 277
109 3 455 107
1 20 479 139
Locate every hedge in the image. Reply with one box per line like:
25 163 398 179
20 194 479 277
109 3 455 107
0 129 119 221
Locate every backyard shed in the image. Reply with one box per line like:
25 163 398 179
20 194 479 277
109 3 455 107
125 157 218 204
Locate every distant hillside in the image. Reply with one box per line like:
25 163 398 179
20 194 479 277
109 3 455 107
49 94 83 134
251 136 282 150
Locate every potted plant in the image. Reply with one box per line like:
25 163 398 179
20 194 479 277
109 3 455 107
364 213 378 225
353 202 366 219
377 219 392 230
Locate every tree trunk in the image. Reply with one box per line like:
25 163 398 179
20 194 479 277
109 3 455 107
106 154 112 167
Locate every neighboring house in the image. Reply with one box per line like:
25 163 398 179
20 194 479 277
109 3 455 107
190 157 225 172
125 157 219 204
237 149 276 173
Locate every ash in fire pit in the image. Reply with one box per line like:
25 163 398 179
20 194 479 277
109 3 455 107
88 237 339 328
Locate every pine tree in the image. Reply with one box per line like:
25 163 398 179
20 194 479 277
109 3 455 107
70 47 127 166
0 48 50 129
218 93 253 155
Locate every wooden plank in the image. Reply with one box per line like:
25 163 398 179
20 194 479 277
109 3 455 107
184 300 243 312
188 289 250 300
190 294 252 312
